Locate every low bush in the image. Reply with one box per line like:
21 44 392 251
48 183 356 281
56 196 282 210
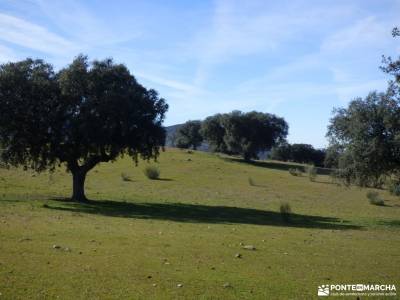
121 172 132 182
306 165 317 182
248 177 255 186
289 168 302 176
280 202 292 222
366 191 385 206
387 179 400 196
144 165 160 180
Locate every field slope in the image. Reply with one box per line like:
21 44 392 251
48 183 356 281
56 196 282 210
1 148 399 299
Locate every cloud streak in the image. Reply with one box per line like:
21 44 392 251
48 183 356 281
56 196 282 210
0 12 76 55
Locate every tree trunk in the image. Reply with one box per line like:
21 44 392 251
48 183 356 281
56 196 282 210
71 169 88 202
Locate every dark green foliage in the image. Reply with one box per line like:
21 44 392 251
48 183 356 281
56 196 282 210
293 144 325 166
175 120 203 150
0 59 60 171
327 28 400 188
270 143 326 167
144 165 160 180
201 114 227 153
327 91 400 187
0 55 168 201
202 111 288 161
324 144 344 168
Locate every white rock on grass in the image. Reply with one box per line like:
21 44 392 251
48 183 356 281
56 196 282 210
242 245 256 250
177 283 183 288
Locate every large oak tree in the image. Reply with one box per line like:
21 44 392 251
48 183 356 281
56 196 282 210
202 111 288 161
0 55 168 202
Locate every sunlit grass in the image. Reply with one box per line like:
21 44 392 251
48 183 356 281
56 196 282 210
0 148 399 299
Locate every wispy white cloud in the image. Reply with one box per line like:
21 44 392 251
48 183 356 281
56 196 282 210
0 12 76 55
0 0 142 64
190 0 360 88
135 72 202 94
33 0 140 47
224 7 398 106
320 16 392 53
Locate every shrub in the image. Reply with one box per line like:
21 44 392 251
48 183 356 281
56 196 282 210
48 173 55 184
280 202 292 222
248 177 255 186
366 191 385 206
144 165 160 180
387 179 400 196
121 172 132 182
288 168 302 176
306 165 317 182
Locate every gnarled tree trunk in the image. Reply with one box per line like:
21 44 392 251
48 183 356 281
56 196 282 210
71 169 88 202
68 155 108 202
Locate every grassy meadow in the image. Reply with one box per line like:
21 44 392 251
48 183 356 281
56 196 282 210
0 148 399 299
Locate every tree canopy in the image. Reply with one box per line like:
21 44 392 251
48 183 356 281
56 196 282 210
175 120 203 150
326 28 400 187
202 111 288 160
0 55 168 201
200 114 227 153
327 91 400 187
323 144 344 169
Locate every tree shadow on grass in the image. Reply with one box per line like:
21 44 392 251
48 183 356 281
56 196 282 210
224 157 298 171
377 220 400 227
224 157 333 175
45 198 360 230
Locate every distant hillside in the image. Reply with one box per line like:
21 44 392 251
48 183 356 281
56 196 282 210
165 124 183 147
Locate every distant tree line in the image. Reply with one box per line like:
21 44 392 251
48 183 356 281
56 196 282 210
270 143 326 167
174 111 288 161
174 114 329 167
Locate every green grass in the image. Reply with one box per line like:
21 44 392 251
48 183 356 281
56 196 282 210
0 148 399 299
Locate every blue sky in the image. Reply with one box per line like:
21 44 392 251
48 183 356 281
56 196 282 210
0 0 399 147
